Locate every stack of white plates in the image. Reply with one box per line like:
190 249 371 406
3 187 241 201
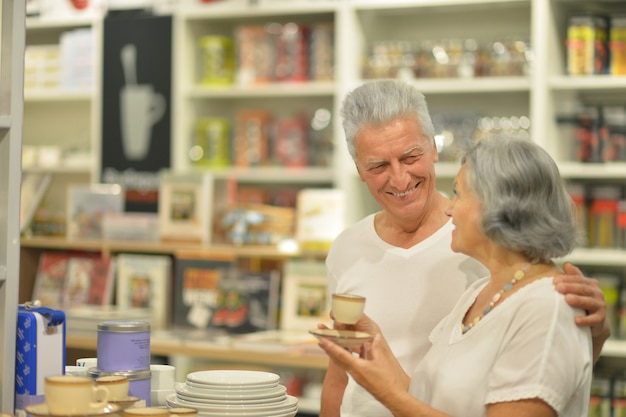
166 370 298 417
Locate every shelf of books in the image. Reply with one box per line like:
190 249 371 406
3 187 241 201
22 237 333 373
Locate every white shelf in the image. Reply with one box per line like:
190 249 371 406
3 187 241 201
601 339 626 358
564 248 626 267
0 116 11 129
351 0 529 11
24 89 94 102
179 1 338 19
207 167 335 184
559 162 626 179
549 75 626 91
406 77 531 94
23 165 92 175
187 81 336 98
25 15 98 29
434 162 461 178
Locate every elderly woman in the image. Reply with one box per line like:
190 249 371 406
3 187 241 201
319 136 592 417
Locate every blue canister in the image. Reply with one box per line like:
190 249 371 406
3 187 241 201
97 321 150 372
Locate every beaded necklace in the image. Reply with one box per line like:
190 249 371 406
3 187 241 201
461 263 530 333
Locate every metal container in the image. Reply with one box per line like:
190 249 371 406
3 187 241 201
97 321 150 372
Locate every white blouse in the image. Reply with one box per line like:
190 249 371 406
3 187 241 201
409 277 593 417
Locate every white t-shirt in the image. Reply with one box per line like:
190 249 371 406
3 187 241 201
410 277 592 417
326 215 486 417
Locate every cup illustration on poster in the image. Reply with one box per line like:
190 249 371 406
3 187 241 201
119 43 166 161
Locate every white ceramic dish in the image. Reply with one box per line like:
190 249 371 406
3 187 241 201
176 382 286 399
166 394 297 417
308 329 374 349
175 391 286 405
195 410 297 417
171 395 297 412
186 370 279 387
184 379 279 391
25 403 120 417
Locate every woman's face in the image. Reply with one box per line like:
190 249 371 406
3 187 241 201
446 164 487 258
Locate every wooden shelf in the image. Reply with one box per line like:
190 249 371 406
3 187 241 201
20 236 328 259
66 333 329 370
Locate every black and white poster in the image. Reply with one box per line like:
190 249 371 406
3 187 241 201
101 12 172 212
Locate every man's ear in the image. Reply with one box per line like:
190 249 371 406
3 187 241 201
432 139 440 163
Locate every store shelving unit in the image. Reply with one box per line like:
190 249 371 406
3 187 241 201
172 1 338 213
23 14 103 213
18 0 626 389
1 0 25 412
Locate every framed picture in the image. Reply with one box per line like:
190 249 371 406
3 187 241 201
280 259 330 331
116 253 172 330
67 184 124 239
172 252 236 330
63 255 115 307
158 171 228 243
296 188 346 252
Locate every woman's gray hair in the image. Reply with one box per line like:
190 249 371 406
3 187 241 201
341 79 435 160
461 136 579 263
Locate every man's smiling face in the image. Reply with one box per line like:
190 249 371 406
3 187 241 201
354 116 439 223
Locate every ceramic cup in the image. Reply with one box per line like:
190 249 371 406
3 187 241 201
65 365 88 377
76 357 98 369
45 375 109 415
96 375 129 401
122 407 169 417
150 364 175 390
150 388 174 407
331 293 366 324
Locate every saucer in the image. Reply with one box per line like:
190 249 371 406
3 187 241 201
309 329 374 349
108 396 140 409
25 403 120 417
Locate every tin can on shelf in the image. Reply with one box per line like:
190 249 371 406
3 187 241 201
97 320 150 372
566 15 609 75
610 17 626 75
190 117 231 167
588 185 620 248
198 35 235 85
